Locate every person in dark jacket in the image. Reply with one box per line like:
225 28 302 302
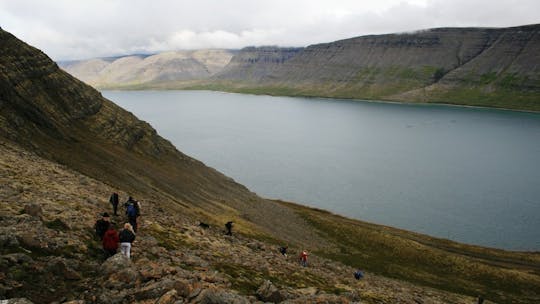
125 196 139 232
354 269 364 280
102 224 119 259
279 246 288 257
109 193 119 216
94 213 110 240
225 221 233 236
119 223 136 259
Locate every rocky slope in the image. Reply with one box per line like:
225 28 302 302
203 24 540 111
0 140 476 303
60 49 235 89
2 28 540 303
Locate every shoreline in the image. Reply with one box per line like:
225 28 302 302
100 87 540 114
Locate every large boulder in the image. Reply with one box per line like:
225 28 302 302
132 278 176 301
102 253 132 276
192 288 250 304
256 280 288 303
47 257 81 280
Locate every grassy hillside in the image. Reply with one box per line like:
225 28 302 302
280 201 540 303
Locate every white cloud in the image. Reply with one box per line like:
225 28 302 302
0 0 538 60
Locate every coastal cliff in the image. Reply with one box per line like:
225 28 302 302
206 24 540 111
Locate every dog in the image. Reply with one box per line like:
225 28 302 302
198 222 210 229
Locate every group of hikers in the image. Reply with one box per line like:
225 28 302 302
94 193 141 259
96 193 365 281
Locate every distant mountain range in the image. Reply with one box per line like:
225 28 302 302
61 24 540 111
59 49 236 89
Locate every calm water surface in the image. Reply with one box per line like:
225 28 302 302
103 90 540 251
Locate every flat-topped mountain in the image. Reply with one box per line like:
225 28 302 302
60 24 540 111
2 28 540 303
202 24 540 111
60 49 236 89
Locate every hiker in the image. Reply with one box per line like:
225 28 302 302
102 224 119 259
477 296 484 304
279 246 288 257
109 192 119 216
94 212 110 240
225 221 233 235
124 196 136 209
134 200 141 217
354 269 364 280
299 250 308 267
119 223 136 259
126 201 138 232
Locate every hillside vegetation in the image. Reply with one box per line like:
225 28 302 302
2 28 540 303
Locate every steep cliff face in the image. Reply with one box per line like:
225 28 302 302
60 49 235 89
210 24 540 111
216 46 303 82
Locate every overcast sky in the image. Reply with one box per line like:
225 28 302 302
1 0 539 60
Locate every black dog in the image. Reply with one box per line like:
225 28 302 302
198 222 210 229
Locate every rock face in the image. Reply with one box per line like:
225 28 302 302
211 24 540 111
60 49 236 89
215 47 302 82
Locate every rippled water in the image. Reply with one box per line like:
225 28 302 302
103 90 540 251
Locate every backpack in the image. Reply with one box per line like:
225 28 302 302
127 204 137 217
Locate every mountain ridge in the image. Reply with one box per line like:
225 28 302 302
60 24 540 111
59 49 236 89
204 24 539 111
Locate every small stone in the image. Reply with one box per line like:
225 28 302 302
172 279 193 298
155 289 178 304
23 203 42 217
2 253 33 265
2 298 35 304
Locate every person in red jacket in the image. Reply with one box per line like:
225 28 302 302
300 250 308 267
102 224 119 259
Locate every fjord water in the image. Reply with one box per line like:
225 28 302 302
104 90 540 251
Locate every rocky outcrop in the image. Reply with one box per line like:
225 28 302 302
215 46 302 82
60 49 236 89
210 24 540 111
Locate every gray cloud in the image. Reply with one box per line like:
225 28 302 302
1 0 538 60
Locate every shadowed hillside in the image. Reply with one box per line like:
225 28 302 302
0 28 323 248
2 28 540 303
